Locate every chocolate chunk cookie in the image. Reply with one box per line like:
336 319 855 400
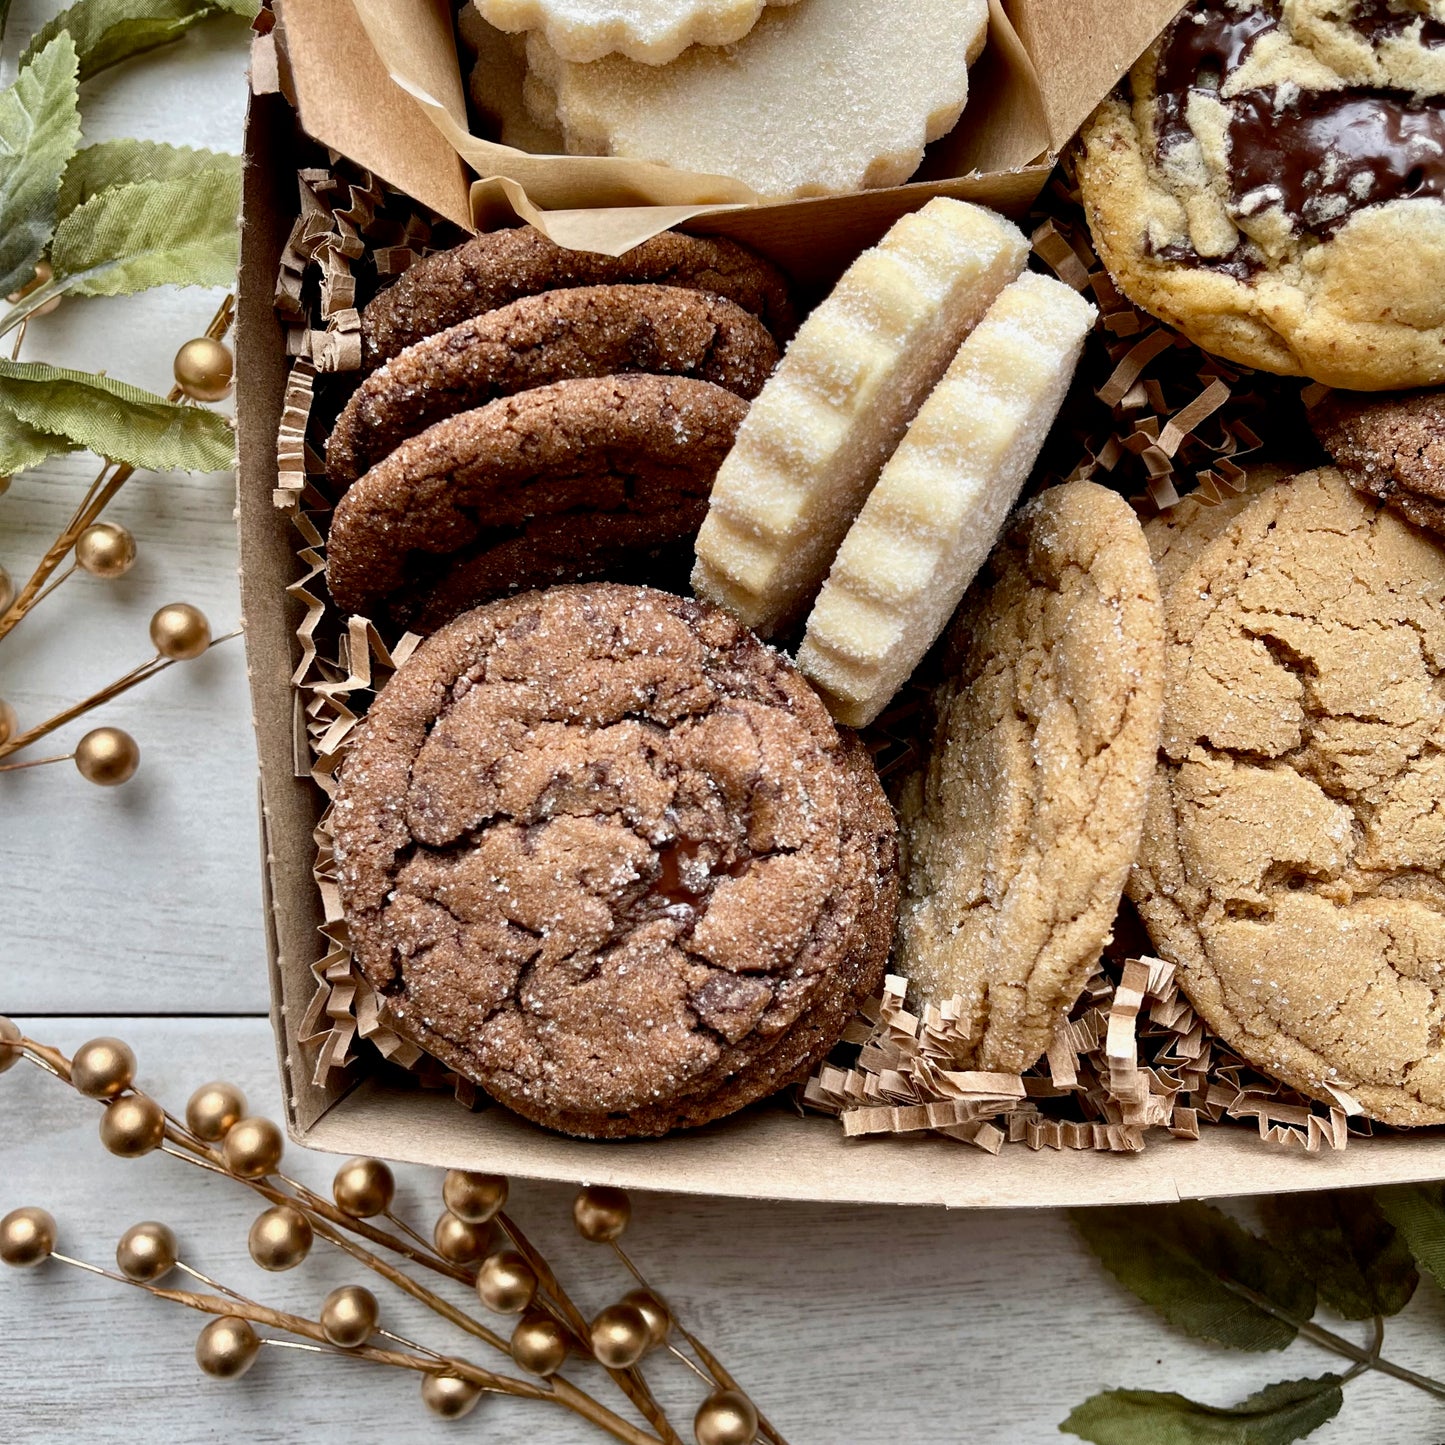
326 374 748 633
1131 468 1445 1126
896 481 1166 1074
330 582 899 1138
328 284 778 490
1079 0 1445 389
1311 388 1445 537
361 225 797 369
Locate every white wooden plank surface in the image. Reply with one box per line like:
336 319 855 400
3 5 1445 1442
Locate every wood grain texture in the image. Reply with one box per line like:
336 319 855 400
3 5 1445 1443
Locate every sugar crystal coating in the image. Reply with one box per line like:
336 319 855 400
798 271 1096 726
692 198 1029 636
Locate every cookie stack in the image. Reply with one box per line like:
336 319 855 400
324 224 795 633
459 0 989 199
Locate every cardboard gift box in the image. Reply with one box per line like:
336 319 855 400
237 0 1445 1206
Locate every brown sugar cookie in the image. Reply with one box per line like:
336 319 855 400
895 480 1166 1074
361 225 796 369
1310 389 1445 538
328 284 778 490
1144 463 1287 599
326 374 748 633
1130 468 1445 1126
330 582 899 1138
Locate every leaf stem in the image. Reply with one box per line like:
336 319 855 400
1220 1278 1445 1400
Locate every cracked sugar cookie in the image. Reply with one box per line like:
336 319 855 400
525 0 989 199
1130 468 1445 1125
331 583 898 1138
476 0 800 64
1078 0 1445 389
896 481 1166 1075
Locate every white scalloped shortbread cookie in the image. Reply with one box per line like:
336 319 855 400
797 273 1096 727
476 0 800 64
460 4 566 153
524 0 989 199
692 199 1028 636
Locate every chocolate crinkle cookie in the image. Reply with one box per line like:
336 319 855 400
1310 388 1445 537
360 224 797 369
330 583 899 1139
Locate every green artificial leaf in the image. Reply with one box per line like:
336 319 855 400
0 33 82 298
50 166 241 297
20 0 259 85
0 411 76 475
1062 1375 1345 1445
1261 1191 1417 1320
57 140 239 221
1071 1204 1317 1352
1376 1185 1445 1294
0 358 234 473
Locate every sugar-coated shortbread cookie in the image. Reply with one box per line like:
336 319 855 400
331 582 898 1139
797 272 1096 727
476 0 800 65
524 0 989 200
1130 468 1445 1125
328 284 777 488
326 375 747 633
692 199 1029 636
460 4 565 152
896 481 1166 1074
1078 0 1445 389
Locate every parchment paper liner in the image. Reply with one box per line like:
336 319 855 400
273 0 1187 248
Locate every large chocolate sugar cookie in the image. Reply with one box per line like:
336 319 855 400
331 583 899 1138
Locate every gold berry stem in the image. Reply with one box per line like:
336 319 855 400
0 293 236 648
499 1212 683 1445
615 1241 790 1445
0 631 242 760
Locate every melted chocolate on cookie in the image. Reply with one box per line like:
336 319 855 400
1148 0 1445 272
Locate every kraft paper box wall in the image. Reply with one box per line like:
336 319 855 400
236 0 1445 1206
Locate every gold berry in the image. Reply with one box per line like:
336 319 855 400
0 1207 56 1267
475 1249 537 1314
694 1390 759 1445
74 727 139 786
510 1311 568 1377
7 260 58 314
442 1169 507 1224
70 1036 136 1099
185 1081 246 1142
320 1284 379 1348
622 1287 671 1350
420 1373 482 1419
0 697 16 748
332 1157 395 1218
116 1221 178 1283
247 1205 312 1272
221 1116 284 1179
0 1016 22 1075
196 1316 260 1379
173 337 234 403
589 1303 650 1370
74 522 137 579
149 602 211 661
434 1211 492 1265
0 563 13 613
573 1184 630 1243
99 1093 165 1157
